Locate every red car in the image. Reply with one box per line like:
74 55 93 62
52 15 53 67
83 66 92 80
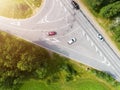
48 31 57 36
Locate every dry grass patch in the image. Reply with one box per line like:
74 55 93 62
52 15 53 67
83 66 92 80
0 0 42 19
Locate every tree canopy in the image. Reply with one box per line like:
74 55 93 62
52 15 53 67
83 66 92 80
100 1 120 18
0 32 50 88
86 0 120 19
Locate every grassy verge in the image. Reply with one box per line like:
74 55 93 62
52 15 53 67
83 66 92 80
19 60 114 90
0 0 42 19
20 78 111 90
19 59 117 90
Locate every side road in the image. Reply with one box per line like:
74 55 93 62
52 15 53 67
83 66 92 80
77 0 120 57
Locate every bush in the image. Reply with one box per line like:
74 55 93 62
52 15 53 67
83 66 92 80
91 69 115 83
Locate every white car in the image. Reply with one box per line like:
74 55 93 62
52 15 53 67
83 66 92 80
97 34 104 41
67 38 76 45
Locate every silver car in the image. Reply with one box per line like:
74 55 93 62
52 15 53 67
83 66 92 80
67 38 76 45
97 34 104 41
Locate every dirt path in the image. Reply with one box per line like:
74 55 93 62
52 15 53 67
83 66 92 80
77 0 120 56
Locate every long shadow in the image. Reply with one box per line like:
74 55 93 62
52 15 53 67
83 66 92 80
33 39 69 57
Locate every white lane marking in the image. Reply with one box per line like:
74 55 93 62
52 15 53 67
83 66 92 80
91 41 94 46
95 46 98 52
102 57 107 63
106 61 111 66
45 38 50 40
10 21 21 26
82 30 86 36
51 38 60 42
86 35 90 41
101 57 110 66
45 38 59 42
99 51 103 57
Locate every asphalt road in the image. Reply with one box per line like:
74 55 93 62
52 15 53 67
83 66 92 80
0 0 120 81
61 0 120 80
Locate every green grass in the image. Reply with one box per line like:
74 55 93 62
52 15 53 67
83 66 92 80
20 78 111 90
19 59 114 90
67 79 110 90
116 86 120 90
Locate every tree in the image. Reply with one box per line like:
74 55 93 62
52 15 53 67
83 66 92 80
0 31 50 88
87 0 104 12
87 0 119 13
100 1 120 18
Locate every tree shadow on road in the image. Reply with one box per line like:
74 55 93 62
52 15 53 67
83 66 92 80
33 39 69 57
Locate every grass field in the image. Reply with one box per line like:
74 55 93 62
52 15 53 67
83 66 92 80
20 78 111 90
116 86 120 90
19 59 115 90
0 0 42 19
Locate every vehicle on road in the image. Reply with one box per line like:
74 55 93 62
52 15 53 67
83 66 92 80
97 34 104 41
68 37 76 45
48 31 57 36
71 1 80 10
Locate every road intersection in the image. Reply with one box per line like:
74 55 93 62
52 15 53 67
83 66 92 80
0 0 120 81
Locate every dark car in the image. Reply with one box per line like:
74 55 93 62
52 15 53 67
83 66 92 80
71 1 80 10
48 31 57 36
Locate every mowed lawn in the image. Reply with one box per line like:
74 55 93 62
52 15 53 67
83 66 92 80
20 78 111 90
